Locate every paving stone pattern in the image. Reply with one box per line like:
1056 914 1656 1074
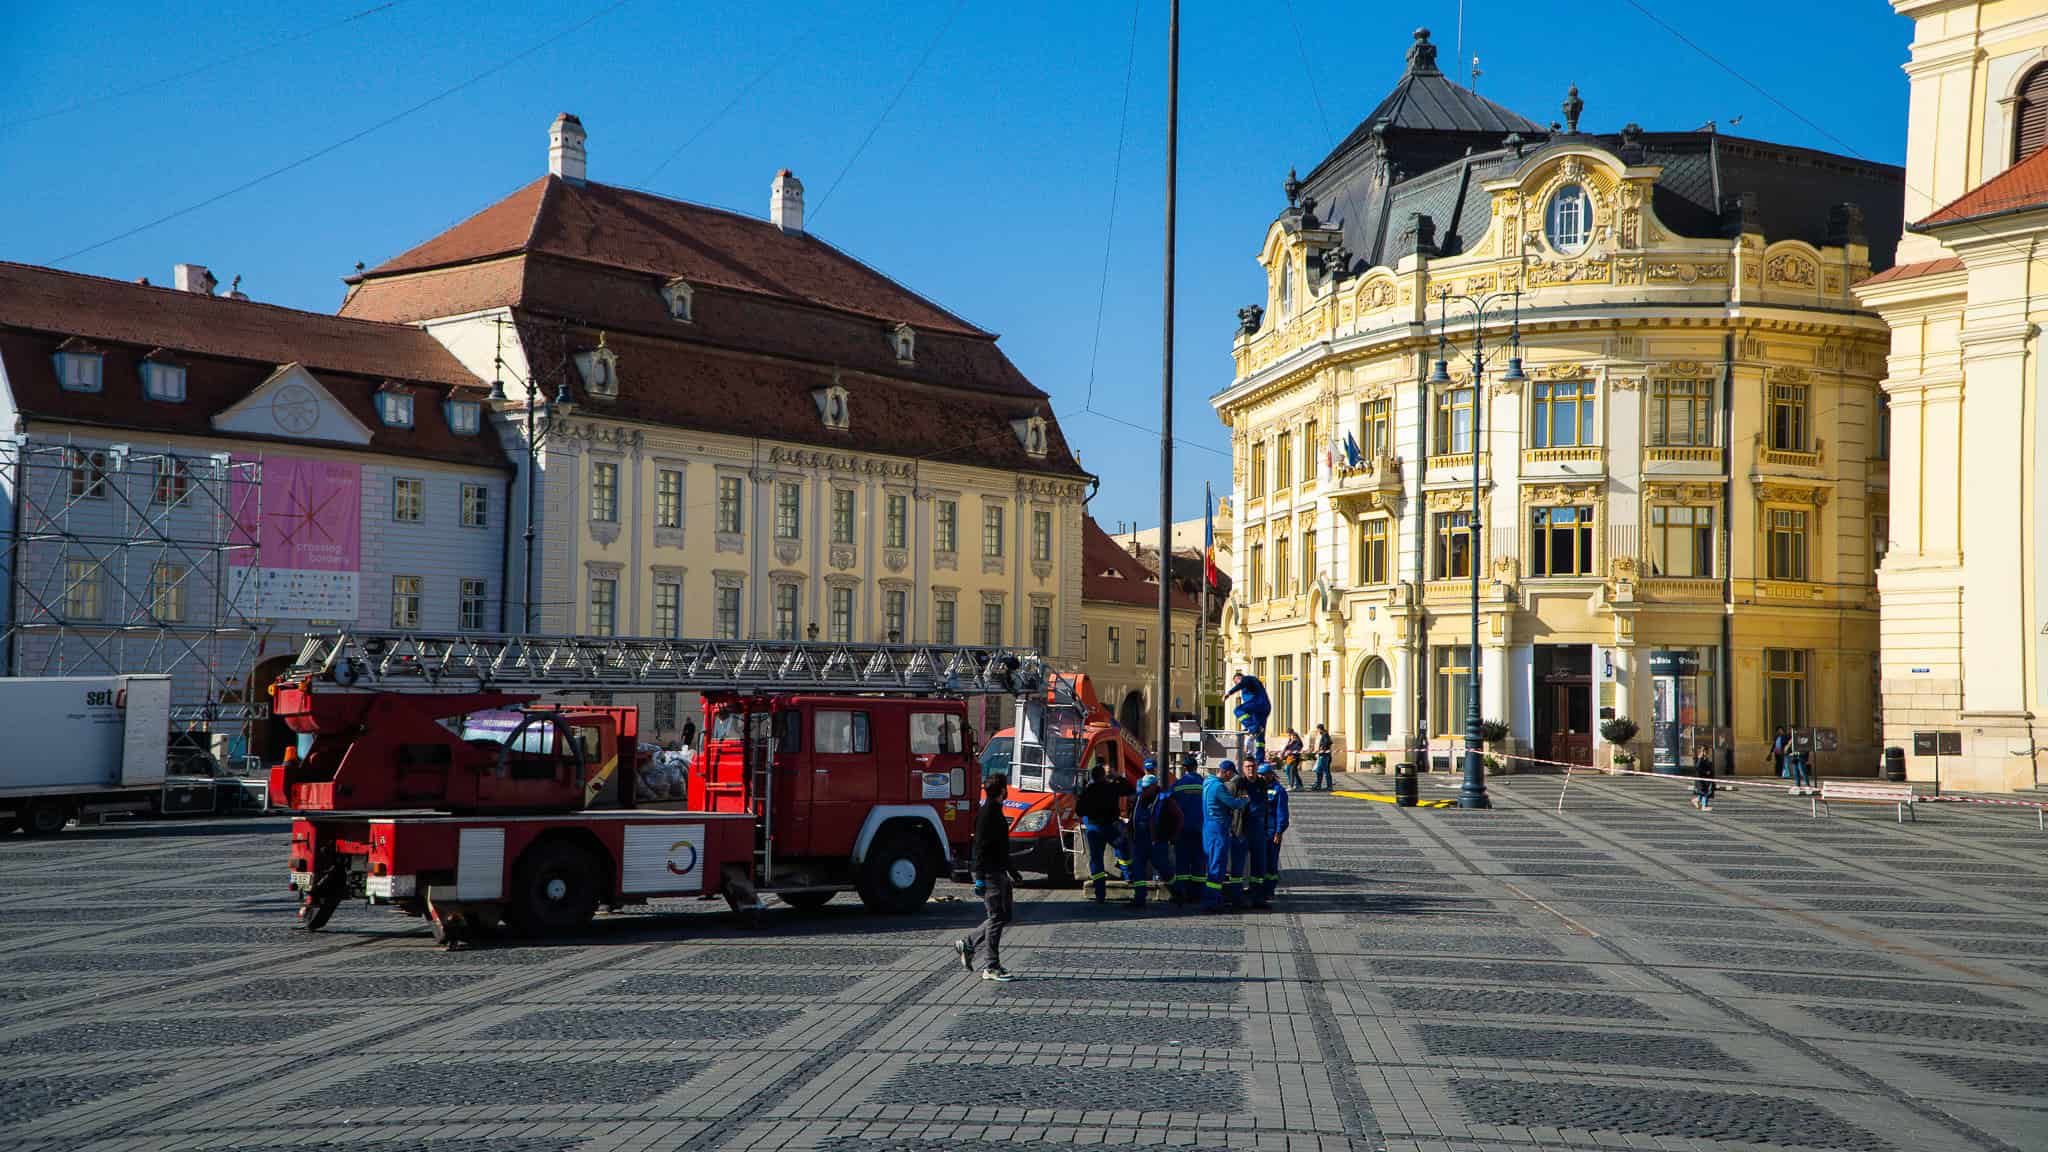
2 779 2044 1152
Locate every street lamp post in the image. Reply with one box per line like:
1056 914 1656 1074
1427 288 1525 810
487 321 576 634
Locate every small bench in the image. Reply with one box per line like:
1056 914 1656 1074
1813 780 1920 823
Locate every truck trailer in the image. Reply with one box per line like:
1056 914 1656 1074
0 675 171 835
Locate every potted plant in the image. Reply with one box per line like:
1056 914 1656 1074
1600 716 1640 771
1365 752 1388 774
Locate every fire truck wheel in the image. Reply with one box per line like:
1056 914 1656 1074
301 871 345 932
778 891 833 912
856 831 937 914
20 799 72 837
508 840 602 936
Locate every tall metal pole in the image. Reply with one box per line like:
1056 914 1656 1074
1461 312 1490 808
1155 0 1179 759
1197 481 1209 734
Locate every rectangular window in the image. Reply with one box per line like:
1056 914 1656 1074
829 585 854 642
1434 645 1474 737
1530 505 1596 577
1649 378 1712 447
653 694 678 732
141 361 186 402
445 399 480 435
1301 419 1319 480
775 482 801 540
69 449 107 500
1770 383 1809 451
57 351 102 393
814 711 871 755
64 558 103 619
831 488 856 545
1031 509 1052 562
1765 648 1809 730
1648 505 1714 578
982 504 1004 557
590 461 619 523
909 712 963 755
714 585 742 639
461 483 488 528
460 578 488 630
391 477 423 523
391 575 422 629
772 583 798 641
654 582 681 638
1359 398 1391 459
1532 380 1596 448
935 598 956 644
981 599 1003 645
1249 542 1265 600
1873 513 1890 571
378 391 414 428
1108 625 1122 664
1357 517 1390 584
935 499 958 553
887 493 910 549
1876 393 1891 461
1768 508 1810 581
1275 534 1291 596
149 563 186 623
884 588 908 642
1274 654 1296 732
153 458 190 507
1433 512 1472 579
717 476 744 535
1136 628 1149 668
1274 430 1293 487
1249 441 1267 498
656 469 683 530
1080 622 1089 661
1435 386 1475 455
1301 528 1316 587
1031 604 1051 653
588 577 617 636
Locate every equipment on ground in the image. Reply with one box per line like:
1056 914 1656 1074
272 630 1045 946
0 675 172 835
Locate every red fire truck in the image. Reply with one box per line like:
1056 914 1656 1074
270 631 1041 946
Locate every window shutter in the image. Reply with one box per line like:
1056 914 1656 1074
2017 66 2048 162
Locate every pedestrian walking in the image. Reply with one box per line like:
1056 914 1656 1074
1076 764 1133 903
1787 738 1813 793
1311 723 1333 791
1280 730 1306 790
1199 760 1249 912
1171 755 1206 904
1257 762 1288 902
958 774 1022 981
1691 743 1717 812
1223 672 1272 762
1771 726 1790 779
1126 771 1179 907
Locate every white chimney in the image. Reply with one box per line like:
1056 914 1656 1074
549 113 587 183
772 168 804 234
173 264 217 294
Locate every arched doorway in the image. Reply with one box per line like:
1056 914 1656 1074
1356 657 1392 749
1118 689 1146 738
246 653 298 769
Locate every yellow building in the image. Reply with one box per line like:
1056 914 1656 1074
341 115 1092 743
1855 0 2048 792
1077 516 1211 738
1212 30 1902 775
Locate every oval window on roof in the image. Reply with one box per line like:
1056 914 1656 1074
1545 183 1592 255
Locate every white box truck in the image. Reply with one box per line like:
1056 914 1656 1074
0 675 171 835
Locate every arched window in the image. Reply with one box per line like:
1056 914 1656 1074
1357 657 1393 747
1278 261 1293 318
2017 65 2048 163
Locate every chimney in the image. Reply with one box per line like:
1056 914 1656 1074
549 113 587 183
173 264 217 294
772 169 804 234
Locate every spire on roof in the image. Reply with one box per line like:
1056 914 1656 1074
1405 28 1440 75
1562 85 1584 134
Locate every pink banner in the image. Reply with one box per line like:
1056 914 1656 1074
232 456 361 572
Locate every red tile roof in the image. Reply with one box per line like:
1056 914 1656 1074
1856 255 1965 288
1083 516 1200 612
1918 147 2048 228
0 263 505 468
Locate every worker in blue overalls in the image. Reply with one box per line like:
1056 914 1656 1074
1240 753 1271 910
1171 754 1206 904
1256 761 1289 903
1126 771 1177 907
1223 672 1272 762
1201 760 1249 912
1075 765 1133 903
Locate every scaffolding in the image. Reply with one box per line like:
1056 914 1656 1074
1 439 268 736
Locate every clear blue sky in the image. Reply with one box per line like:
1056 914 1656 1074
1 0 1913 533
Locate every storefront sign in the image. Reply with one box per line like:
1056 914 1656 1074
1649 651 1698 677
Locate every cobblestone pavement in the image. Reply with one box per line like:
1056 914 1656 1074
3 773 2046 1152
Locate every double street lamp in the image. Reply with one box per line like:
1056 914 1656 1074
1427 287 1525 810
486 320 577 634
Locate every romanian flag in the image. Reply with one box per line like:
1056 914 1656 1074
1203 484 1219 588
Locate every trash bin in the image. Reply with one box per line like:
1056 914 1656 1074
1393 762 1419 807
1882 746 1906 782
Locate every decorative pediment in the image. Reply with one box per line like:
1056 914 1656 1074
1524 482 1603 507
1645 481 1722 505
212 363 374 445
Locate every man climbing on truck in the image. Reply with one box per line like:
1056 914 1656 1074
1223 671 1272 761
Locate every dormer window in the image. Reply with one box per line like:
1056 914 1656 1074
661 277 694 322
575 340 619 398
1012 413 1049 459
892 322 916 364
445 397 481 436
1278 263 1293 319
54 347 103 393
814 381 850 431
377 387 415 428
140 355 185 402
1546 184 1592 254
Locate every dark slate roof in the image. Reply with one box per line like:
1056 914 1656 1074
1360 29 1542 135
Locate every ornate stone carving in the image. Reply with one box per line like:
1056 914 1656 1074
1766 253 1819 288
1426 489 1473 512
1608 376 1642 393
1645 481 1722 505
1768 365 1812 384
1757 483 1831 507
884 547 909 573
1525 482 1602 506
774 540 800 566
1527 259 1611 287
1536 362 1589 380
714 530 743 555
1663 359 1706 377
1359 278 1396 310
1237 304 1265 335
829 544 856 570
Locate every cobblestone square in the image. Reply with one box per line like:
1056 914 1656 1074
3 773 2045 1152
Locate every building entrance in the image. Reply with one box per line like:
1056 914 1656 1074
1534 645 1593 766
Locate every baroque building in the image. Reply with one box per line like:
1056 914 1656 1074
1211 30 1903 775
1855 0 2048 792
340 115 1091 743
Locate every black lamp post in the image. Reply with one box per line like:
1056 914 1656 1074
1427 287 1525 810
487 321 576 634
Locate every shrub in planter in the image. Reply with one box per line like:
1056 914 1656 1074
1599 717 1639 745
1476 719 1510 746
1365 752 1388 772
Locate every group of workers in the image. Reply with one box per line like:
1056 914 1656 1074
1074 752 1291 912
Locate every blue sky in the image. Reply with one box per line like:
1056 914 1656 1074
2 0 1913 533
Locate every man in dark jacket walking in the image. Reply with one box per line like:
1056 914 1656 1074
958 774 1022 981
1075 765 1134 903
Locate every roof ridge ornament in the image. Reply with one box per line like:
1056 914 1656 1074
1284 167 1301 209
1406 27 1439 75
1562 84 1584 135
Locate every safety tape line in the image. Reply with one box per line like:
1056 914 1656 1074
1331 790 1455 809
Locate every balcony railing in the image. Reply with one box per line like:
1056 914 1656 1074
1333 454 1403 493
1755 579 1826 602
1522 446 1603 465
1646 446 1721 464
1761 447 1823 469
1426 452 1475 471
